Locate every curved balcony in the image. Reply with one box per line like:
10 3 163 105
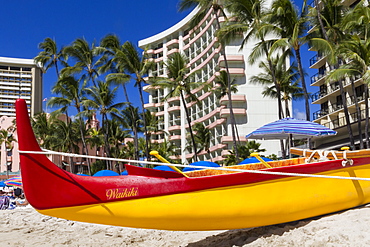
168 125 181 131
185 91 212 108
221 136 247 143
218 55 244 67
189 38 218 65
187 9 215 47
221 149 231 157
220 108 246 118
209 144 227 152
168 96 181 103
144 102 156 109
212 155 225 162
187 106 225 126
168 105 181 112
154 47 164 54
169 135 181 141
221 68 245 76
146 49 155 54
155 111 165 117
190 46 221 73
219 95 246 105
151 139 165 144
167 48 179 56
166 39 179 48
207 118 226 129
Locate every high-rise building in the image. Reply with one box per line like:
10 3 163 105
0 56 42 177
0 56 43 117
310 0 367 149
139 7 282 163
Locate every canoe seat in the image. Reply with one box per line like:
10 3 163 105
185 157 306 178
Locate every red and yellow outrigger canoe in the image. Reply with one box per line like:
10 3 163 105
15 99 370 230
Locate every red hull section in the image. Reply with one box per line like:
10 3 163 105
15 99 370 210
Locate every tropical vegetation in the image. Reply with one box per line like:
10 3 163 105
27 0 370 174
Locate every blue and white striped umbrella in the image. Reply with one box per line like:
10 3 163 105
246 118 337 140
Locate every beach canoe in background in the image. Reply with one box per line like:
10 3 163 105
15 99 370 231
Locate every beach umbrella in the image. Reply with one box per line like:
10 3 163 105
153 165 176 172
239 156 272 165
183 161 221 172
4 176 22 187
246 118 337 140
121 171 128 175
93 170 119 177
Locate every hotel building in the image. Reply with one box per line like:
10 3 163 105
0 56 43 117
0 56 43 177
309 0 368 150
139 7 282 163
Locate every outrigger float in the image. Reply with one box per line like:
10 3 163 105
15 99 370 231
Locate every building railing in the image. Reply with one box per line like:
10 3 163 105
310 72 326 84
323 109 368 129
312 94 366 120
309 54 324 66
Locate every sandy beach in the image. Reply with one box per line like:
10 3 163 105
0 205 370 247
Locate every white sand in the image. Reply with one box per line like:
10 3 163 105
1 205 370 247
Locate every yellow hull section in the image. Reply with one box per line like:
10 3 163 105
38 165 370 231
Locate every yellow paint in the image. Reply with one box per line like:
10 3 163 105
149 150 188 177
37 164 370 231
250 153 272 168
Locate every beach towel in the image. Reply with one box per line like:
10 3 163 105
0 195 10 210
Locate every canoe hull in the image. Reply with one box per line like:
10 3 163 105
36 164 370 231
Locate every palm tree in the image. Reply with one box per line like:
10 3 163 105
49 75 93 173
62 38 105 87
192 122 212 155
325 35 370 149
153 52 206 162
0 128 17 178
100 34 132 103
34 37 64 78
50 118 80 173
82 80 125 169
106 119 131 173
86 128 104 157
31 112 55 149
341 1 370 147
112 105 142 161
112 41 154 159
250 55 302 118
219 0 287 120
269 0 311 121
151 139 180 164
309 0 357 149
179 0 240 159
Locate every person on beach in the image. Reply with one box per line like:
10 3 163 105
0 189 10 210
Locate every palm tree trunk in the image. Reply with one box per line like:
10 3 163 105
314 0 329 41
213 8 239 161
338 80 355 149
180 92 198 162
137 80 150 159
295 48 310 121
364 83 369 148
350 81 363 149
262 42 285 120
122 84 140 160
102 114 112 170
76 107 92 175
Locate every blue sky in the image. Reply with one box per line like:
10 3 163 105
0 0 317 119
